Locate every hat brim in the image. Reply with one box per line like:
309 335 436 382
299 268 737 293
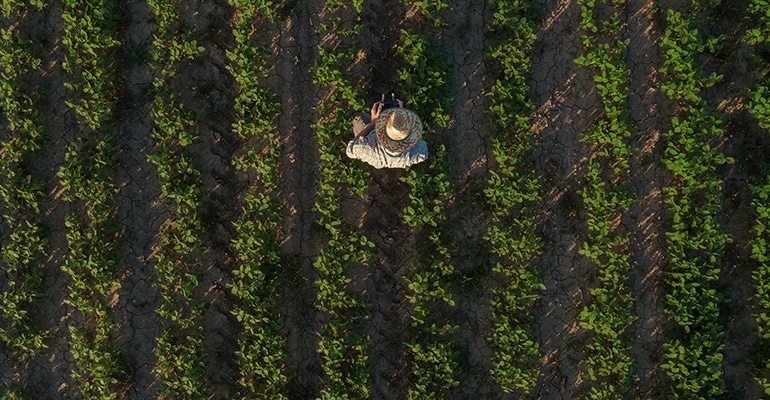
375 108 423 153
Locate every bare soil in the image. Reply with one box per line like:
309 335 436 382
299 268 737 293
624 0 674 396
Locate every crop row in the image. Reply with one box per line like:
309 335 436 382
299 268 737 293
400 147 458 399
225 1 288 398
0 13 48 397
56 0 128 397
0 0 43 18
746 0 770 394
397 23 459 397
745 0 770 128
750 175 770 395
399 0 450 28
311 1 373 397
659 2 732 397
147 0 208 397
482 0 543 394
574 0 636 397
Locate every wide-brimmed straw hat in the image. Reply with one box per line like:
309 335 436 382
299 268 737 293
375 108 423 153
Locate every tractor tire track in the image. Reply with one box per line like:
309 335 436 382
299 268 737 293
270 1 325 396
624 0 676 397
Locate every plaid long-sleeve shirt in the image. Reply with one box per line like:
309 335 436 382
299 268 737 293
346 132 428 169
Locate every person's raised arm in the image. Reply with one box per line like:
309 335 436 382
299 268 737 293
354 101 384 140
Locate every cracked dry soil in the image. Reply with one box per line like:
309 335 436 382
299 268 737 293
1 0 769 399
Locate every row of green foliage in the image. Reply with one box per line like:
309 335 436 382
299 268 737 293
0 19 49 398
311 3 373 398
0 0 44 18
750 176 770 395
659 5 732 398
574 0 636 397
483 0 543 394
147 0 209 398
57 0 129 397
399 0 451 28
225 1 288 398
398 29 453 134
397 25 459 398
745 0 770 131
746 0 770 394
400 150 459 399
744 0 770 50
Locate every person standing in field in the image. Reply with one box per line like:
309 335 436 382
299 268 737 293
346 99 428 169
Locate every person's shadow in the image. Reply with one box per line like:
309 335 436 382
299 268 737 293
363 167 410 258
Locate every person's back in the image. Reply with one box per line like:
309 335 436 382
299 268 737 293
346 101 428 169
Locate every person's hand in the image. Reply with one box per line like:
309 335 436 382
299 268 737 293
370 101 384 121
397 99 404 108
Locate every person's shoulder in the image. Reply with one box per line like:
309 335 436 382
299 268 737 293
412 140 428 156
348 134 389 168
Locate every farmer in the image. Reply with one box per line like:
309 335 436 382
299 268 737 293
346 99 428 169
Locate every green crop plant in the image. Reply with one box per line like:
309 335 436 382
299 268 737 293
659 4 732 398
750 186 770 292
69 314 128 400
401 154 450 228
226 0 288 397
61 0 119 131
325 0 363 13
397 7 459 394
1 0 45 18
155 328 208 399
748 83 770 130
745 0 770 46
148 0 210 396
745 2 770 392
746 0 770 131
149 0 203 83
750 177 770 395
57 0 130 395
311 2 374 397
312 44 368 196
402 147 460 399
399 0 451 27
484 0 543 394
573 0 637 397
0 24 49 397
0 24 48 340
397 29 453 132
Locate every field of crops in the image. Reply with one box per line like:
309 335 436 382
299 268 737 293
1 0 769 398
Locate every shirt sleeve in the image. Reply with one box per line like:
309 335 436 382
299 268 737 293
346 133 388 168
346 135 428 169
406 140 429 166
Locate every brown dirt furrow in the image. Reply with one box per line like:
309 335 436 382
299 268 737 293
440 0 491 188
177 1 242 397
358 2 415 398
718 37 770 398
112 112 165 398
437 0 507 398
530 0 601 398
706 2 766 396
19 2 80 398
624 0 673 397
270 1 325 396
0 347 9 391
111 0 164 397
719 129 764 398
361 168 413 400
